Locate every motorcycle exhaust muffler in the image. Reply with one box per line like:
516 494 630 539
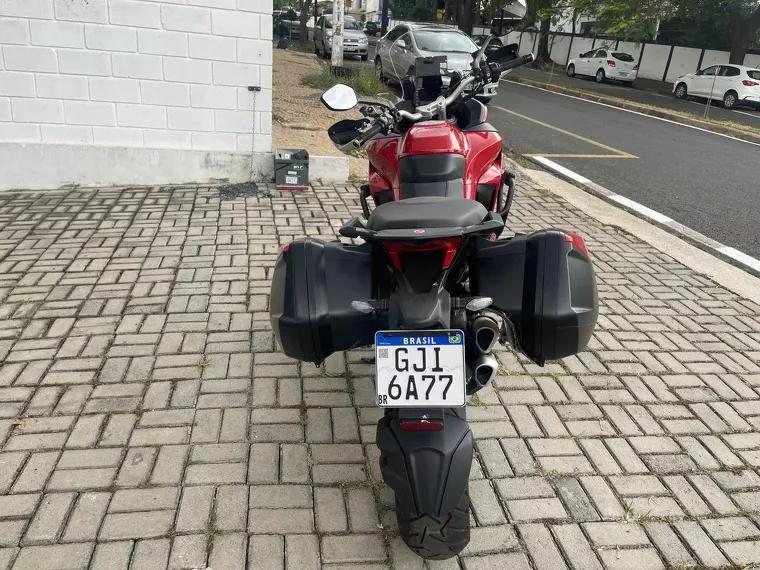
473 354 498 388
472 315 500 354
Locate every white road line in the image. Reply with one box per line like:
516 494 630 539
503 80 760 147
718 247 760 273
608 195 674 224
531 154 760 275
531 156 591 183
733 109 760 120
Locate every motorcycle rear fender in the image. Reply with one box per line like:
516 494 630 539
377 407 473 517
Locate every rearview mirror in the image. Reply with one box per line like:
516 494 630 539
321 84 358 112
397 39 408 50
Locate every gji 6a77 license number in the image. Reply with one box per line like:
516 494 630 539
375 330 466 407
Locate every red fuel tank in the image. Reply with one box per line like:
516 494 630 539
399 121 468 157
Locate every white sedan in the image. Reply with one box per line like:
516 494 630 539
566 48 639 85
673 64 760 109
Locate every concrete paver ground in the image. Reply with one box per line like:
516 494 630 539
0 174 759 569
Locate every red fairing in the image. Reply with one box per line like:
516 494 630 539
466 131 503 208
367 136 399 197
367 122 503 208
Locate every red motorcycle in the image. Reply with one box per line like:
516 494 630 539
271 40 598 559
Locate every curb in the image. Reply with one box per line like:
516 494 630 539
309 154 350 184
506 76 760 145
520 155 760 279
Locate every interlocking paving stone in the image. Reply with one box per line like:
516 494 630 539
0 181 759 568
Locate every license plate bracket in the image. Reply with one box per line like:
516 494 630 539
375 330 466 408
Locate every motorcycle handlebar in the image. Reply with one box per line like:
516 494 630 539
351 120 386 147
490 53 534 77
351 52 535 143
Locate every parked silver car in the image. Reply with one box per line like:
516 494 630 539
315 15 369 61
375 24 479 83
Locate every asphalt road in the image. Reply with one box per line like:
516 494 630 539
510 66 760 130
489 80 760 258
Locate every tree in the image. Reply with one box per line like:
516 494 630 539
575 0 759 63
532 0 563 65
392 0 436 21
727 1 760 63
571 0 673 40
298 0 313 46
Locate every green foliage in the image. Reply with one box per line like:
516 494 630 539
303 64 387 97
571 0 673 40
391 0 437 21
570 0 760 46
662 0 760 49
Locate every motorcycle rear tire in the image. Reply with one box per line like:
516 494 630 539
395 490 471 560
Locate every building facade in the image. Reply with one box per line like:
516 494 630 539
0 0 273 190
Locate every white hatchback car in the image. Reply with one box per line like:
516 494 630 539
673 64 760 109
566 48 639 85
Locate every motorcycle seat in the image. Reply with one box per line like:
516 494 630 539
367 197 488 231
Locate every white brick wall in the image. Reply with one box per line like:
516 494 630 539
0 0 273 188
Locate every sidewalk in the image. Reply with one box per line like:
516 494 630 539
0 170 759 569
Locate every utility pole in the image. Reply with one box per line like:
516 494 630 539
381 0 389 35
331 0 344 67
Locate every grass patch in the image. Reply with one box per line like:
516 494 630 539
287 41 316 54
303 63 386 97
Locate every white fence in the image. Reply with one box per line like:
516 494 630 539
504 31 760 83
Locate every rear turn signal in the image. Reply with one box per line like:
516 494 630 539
564 232 590 257
399 419 444 432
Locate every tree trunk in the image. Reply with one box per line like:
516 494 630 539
534 17 551 66
728 6 760 65
445 0 457 23
459 0 475 34
298 0 313 46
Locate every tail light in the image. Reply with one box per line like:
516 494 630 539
383 239 460 271
564 232 590 257
400 419 444 432
633 64 639 70
742 80 759 87
280 243 291 252
607 60 616 67
383 238 461 293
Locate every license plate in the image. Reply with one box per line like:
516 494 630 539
375 330 466 407
620 71 629 76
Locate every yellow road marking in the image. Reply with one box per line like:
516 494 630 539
492 105 638 159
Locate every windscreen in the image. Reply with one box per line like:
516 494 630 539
748 70 760 80
414 31 477 53
612 52 634 62
326 18 362 30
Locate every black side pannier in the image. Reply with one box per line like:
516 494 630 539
470 230 598 364
270 239 381 364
